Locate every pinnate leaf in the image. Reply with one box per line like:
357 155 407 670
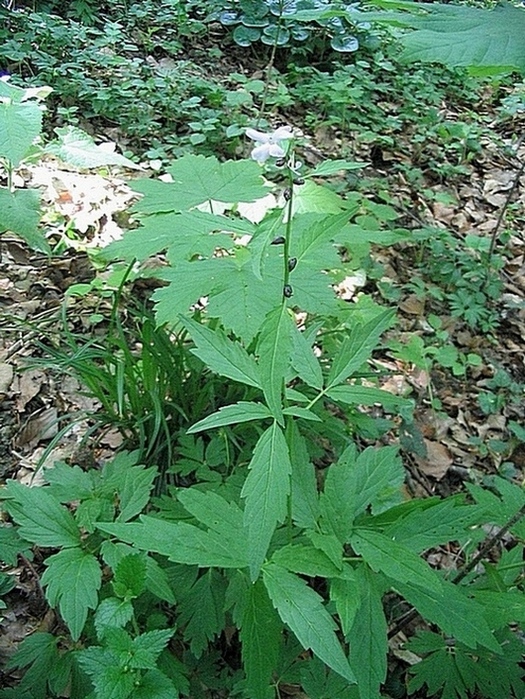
263 563 355 683
242 423 292 579
257 305 294 422
41 548 101 641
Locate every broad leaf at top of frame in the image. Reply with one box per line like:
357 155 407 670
131 154 269 214
45 126 141 170
398 1 525 75
242 422 292 579
263 562 355 683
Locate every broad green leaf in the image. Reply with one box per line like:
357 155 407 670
350 529 442 594
292 213 347 269
242 423 292 579
134 669 178 699
178 568 225 656
399 2 525 75
0 98 42 167
180 316 261 388
45 461 93 502
395 579 501 652
46 126 141 169
98 515 249 568
240 579 282 699
4 481 80 548
288 420 319 530
102 456 156 523
130 629 174 669
327 385 412 411
263 563 355 683
113 553 147 598
291 180 348 216
177 488 246 537
257 305 294 423
145 556 176 604
0 188 47 252
77 646 136 699
290 324 323 390
105 210 237 263
5 632 59 699
41 548 101 641
308 160 367 178
271 543 351 579
348 566 388 699
0 524 31 566
330 576 360 637
282 406 322 421
301 656 359 699
321 446 404 542
131 154 268 213
326 309 395 389
94 597 134 638
188 402 271 433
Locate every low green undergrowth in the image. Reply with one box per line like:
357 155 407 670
1 131 524 699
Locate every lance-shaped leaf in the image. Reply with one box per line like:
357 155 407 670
181 316 262 389
288 420 319 530
242 423 292 579
188 401 271 434
326 309 395 389
327 384 412 411
257 305 294 423
4 481 80 548
290 324 323 390
240 579 282 699
98 515 249 569
348 565 388 699
263 563 355 683
41 548 101 641
350 529 442 594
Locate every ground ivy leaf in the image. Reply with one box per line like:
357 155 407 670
263 563 355 683
41 548 101 641
242 423 292 579
348 566 388 699
240 578 282 699
133 669 178 699
257 305 294 423
4 481 80 548
130 629 174 669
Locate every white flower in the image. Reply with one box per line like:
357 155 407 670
245 125 294 163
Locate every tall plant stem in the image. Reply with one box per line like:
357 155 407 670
256 1 285 126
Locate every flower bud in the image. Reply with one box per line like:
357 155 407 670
283 284 293 298
283 188 292 201
271 236 286 245
288 257 297 272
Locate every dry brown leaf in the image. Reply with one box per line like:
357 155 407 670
414 439 453 480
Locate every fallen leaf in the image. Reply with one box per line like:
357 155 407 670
414 439 453 480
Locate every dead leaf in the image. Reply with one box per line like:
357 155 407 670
414 439 453 480
0 363 14 394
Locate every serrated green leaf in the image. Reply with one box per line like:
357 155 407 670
5 481 80 548
326 385 412 411
240 578 282 699
94 598 134 638
350 529 442 594
41 548 101 640
188 401 272 434
102 457 156 523
98 515 249 568
145 556 176 604
288 422 319 530
242 423 292 579
130 629 174 669
400 2 525 74
180 316 261 388
326 309 395 389
308 160 367 178
271 543 350 579
291 180 347 216
0 98 42 167
348 566 388 699
0 188 47 252
290 324 323 390
0 524 31 566
257 305 294 423
179 568 225 657
282 406 322 421
45 461 93 502
177 488 246 536
78 646 136 699
132 154 268 213
46 126 141 169
330 576 360 637
133 669 178 699
6 632 59 699
394 579 501 652
113 553 147 598
263 563 355 683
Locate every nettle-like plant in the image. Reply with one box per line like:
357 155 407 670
1 129 524 699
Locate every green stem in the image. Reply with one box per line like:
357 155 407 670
282 167 294 293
